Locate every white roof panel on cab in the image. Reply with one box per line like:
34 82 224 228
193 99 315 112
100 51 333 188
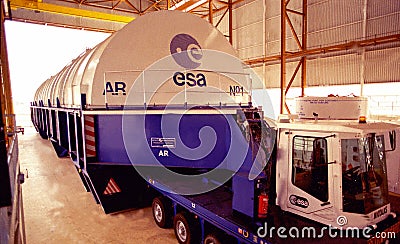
278 119 400 135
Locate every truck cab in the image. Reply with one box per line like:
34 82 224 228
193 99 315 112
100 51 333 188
276 118 397 228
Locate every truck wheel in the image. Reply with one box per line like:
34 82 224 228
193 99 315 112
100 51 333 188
204 233 221 244
173 212 199 244
152 197 172 228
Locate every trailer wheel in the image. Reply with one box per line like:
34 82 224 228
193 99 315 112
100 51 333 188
152 197 172 228
204 233 222 244
173 212 199 244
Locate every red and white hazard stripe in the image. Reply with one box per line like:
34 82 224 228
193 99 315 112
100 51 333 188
84 115 96 158
103 178 122 195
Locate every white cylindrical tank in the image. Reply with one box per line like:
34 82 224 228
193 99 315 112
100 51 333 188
34 11 250 109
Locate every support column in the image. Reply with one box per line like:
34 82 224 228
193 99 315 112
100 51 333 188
0 2 12 207
301 0 307 96
280 0 307 113
228 0 233 45
280 0 286 114
208 0 213 24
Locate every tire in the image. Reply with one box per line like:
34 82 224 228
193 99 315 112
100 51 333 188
152 197 172 228
173 212 200 244
204 233 222 244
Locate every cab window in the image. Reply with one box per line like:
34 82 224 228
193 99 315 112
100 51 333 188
341 135 389 214
292 136 328 202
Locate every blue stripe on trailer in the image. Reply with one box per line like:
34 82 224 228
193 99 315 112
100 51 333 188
96 113 233 169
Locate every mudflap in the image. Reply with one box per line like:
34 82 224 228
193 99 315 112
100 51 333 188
84 164 157 214
50 139 69 157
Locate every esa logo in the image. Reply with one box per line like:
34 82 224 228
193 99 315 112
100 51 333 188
170 34 207 87
289 195 309 208
173 72 206 87
170 34 202 69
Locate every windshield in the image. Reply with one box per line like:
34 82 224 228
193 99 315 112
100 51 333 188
341 134 388 214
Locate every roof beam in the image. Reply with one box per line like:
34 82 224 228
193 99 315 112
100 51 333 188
9 0 135 23
245 33 400 66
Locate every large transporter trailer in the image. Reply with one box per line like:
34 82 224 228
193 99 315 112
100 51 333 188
146 111 400 244
30 11 400 243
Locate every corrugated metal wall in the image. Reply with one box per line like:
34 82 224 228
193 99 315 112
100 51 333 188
216 0 400 88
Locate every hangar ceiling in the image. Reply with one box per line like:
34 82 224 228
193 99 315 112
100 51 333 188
4 0 241 32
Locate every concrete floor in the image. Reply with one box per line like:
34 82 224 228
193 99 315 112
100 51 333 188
19 127 177 244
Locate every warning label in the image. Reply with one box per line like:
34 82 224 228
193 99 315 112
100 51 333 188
150 138 176 148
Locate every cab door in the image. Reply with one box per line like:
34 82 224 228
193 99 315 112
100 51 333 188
286 131 334 215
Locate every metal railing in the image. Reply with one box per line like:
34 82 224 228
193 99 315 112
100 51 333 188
100 69 254 109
